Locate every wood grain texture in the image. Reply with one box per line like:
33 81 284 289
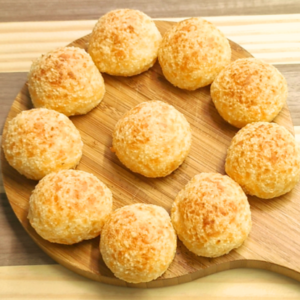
276 65 300 126
0 73 28 133
1 15 300 72
0 138 55 266
0 117 297 267
0 0 300 22
2 21 300 287
1 16 300 271
0 194 56 266
1 264 300 299
1 64 300 133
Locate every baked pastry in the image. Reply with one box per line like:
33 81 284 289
28 170 113 244
225 122 300 199
211 58 288 128
88 9 162 76
2 108 83 180
100 203 177 283
171 173 251 257
28 46 105 116
111 100 192 177
158 17 231 90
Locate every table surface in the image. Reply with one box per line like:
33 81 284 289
1 1 300 299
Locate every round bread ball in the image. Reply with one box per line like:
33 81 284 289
28 46 105 116
100 203 177 283
88 9 162 76
158 17 231 90
211 58 288 128
2 108 83 180
225 122 300 199
112 101 192 178
28 170 113 244
171 173 251 258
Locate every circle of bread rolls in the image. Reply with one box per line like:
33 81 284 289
171 172 252 257
100 203 177 283
225 122 300 199
2 108 83 180
28 47 105 116
112 100 192 178
28 170 113 244
88 9 162 76
158 17 231 90
211 58 288 128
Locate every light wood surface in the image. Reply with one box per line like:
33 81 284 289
1 0 300 21
1 14 300 73
2 21 300 289
1 264 300 299
1 15 300 128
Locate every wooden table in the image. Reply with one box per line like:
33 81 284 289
1 1 300 298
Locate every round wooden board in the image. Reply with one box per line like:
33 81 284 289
2 21 300 288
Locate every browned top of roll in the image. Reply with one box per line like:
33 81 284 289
158 17 231 90
88 9 162 76
211 58 287 128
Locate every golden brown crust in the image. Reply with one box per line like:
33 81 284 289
2 108 83 180
28 47 105 116
225 122 300 198
112 101 192 177
171 173 252 257
158 17 231 90
211 58 288 128
28 170 113 244
88 9 162 76
100 203 177 283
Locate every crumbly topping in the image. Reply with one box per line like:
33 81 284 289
112 101 192 177
100 203 176 283
2 108 83 180
171 173 251 257
88 9 162 76
211 58 287 128
28 170 112 244
158 18 231 90
226 122 300 198
28 46 105 116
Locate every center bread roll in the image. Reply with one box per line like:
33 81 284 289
111 100 192 178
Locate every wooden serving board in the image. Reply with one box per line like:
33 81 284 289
1 21 300 288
